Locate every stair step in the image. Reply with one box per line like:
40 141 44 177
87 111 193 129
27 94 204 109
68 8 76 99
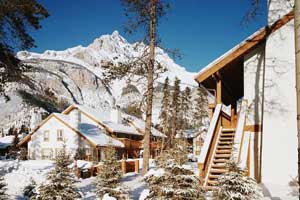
214 154 231 158
210 168 228 174
208 174 220 179
216 149 231 154
203 186 218 191
211 163 226 168
219 137 233 141
222 128 235 132
213 159 228 163
217 145 233 150
207 180 219 185
221 133 235 136
218 141 233 145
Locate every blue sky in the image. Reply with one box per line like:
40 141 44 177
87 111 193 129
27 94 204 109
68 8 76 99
32 0 267 72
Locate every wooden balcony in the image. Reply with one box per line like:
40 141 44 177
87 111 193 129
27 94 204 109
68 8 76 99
118 138 142 149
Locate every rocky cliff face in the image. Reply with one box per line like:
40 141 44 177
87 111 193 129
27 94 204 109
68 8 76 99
0 31 205 133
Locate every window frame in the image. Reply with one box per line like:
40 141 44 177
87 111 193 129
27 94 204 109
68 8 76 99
43 130 50 142
57 129 64 142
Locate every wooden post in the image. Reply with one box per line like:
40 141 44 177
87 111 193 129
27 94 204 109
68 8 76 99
134 159 139 173
121 160 126 174
216 79 222 104
198 163 204 179
231 103 236 127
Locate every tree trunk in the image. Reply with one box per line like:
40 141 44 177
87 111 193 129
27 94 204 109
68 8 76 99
294 0 300 197
142 0 156 175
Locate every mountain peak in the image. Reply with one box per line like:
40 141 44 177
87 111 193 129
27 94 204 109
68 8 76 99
111 30 120 37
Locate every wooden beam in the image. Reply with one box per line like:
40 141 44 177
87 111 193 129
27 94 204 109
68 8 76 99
244 124 262 132
195 11 294 84
216 79 222 104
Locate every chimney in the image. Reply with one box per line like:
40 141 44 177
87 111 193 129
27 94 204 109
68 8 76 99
110 107 122 124
70 108 81 130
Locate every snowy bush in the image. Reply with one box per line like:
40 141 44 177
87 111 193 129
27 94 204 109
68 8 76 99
143 139 204 200
215 160 263 200
23 177 37 199
33 144 80 200
95 145 129 200
0 175 8 199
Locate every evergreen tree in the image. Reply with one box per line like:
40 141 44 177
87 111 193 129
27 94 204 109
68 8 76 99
215 160 263 200
179 86 192 133
104 0 171 175
33 144 80 200
143 139 204 200
95 146 129 199
193 86 209 129
170 77 181 146
23 177 37 199
159 77 171 138
0 175 7 200
0 0 49 95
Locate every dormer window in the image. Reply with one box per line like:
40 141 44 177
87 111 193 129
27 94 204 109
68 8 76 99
44 130 49 142
57 130 64 141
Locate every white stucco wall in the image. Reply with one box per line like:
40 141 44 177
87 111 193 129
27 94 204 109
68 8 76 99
243 6 297 194
28 116 83 160
262 17 297 194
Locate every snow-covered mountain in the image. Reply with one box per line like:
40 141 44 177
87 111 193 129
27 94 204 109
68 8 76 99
0 31 200 133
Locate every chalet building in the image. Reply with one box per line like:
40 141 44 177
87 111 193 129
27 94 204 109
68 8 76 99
18 104 166 161
195 1 298 197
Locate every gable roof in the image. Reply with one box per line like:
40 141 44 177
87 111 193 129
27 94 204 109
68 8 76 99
18 113 124 148
195 10 294 84
63 104 166 138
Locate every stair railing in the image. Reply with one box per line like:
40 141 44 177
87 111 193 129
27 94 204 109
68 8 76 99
203 126 223 186
198 104 222 179
232 100 248 163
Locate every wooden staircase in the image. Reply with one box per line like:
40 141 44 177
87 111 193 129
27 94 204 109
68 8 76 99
205 128 235 186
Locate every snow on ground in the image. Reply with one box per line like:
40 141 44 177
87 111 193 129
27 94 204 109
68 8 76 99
1 159 296 199
0 160 54 199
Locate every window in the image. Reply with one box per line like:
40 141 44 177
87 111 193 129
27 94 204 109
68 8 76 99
43 130 49 142
41 148 53 159
57 130 64 141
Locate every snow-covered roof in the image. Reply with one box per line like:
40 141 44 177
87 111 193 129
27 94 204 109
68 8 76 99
79 123 124 147
125 114 167 138
19 112 124 148
67 104 166 138
195 11 294 83
0 135 14 149
76 105 141 136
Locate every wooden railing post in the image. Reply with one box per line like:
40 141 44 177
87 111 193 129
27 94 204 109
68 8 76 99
135 159 139 173
121 160 126 174
198 163 204 178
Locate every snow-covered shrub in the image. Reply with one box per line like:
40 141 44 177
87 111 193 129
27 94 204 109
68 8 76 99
33 144 80 200
19 147 28 160
23 177 37 199
216 160 263 200
156 139 189 168
143 139 204 200
95 145 129 200
0 175 8 199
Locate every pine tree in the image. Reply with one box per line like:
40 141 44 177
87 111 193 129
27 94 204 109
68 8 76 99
23 177 37 199
215 159 263 200
104 0 171 175
179 86 192 133
0 175 7 200
193 86 209 129
33 144 80 200
143 139 204 200
159 77 171 139
0 0 49 95
170 77 181 146
95 146 129 199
